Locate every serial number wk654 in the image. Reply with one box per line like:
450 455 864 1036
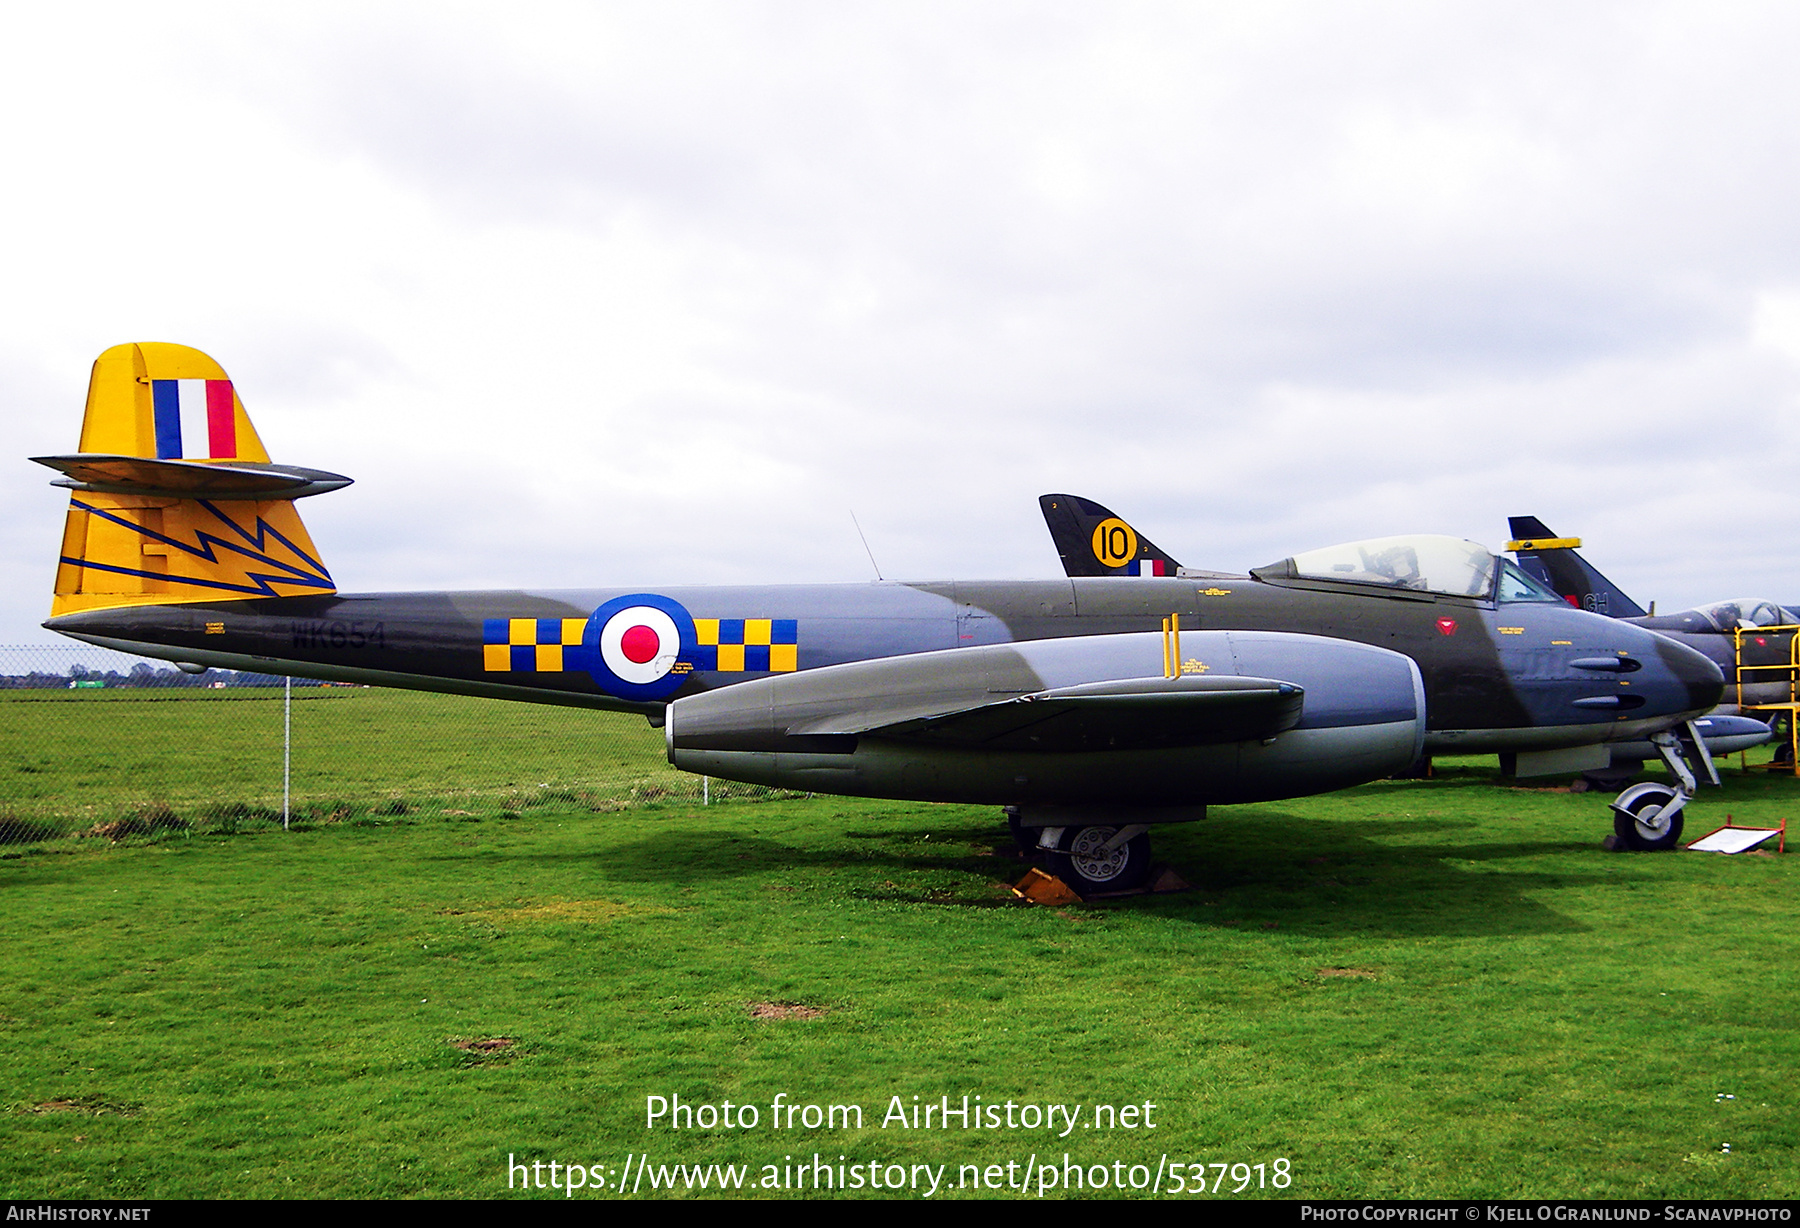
290 620 385 650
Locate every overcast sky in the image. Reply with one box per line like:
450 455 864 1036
5 2 1800 644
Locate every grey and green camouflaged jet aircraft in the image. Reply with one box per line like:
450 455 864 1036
1038 494 1732 852
32 345 1725 895
1507 514 1798 708
1505 515 1785 766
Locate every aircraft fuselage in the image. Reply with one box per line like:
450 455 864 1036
50 573 1722 755
1627 611 1797 708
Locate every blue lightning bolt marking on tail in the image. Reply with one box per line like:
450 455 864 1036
67 499 332 582
62 499 335 596
53 557 335 597
194 500 331 578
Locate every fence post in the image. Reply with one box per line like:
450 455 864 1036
283 674 291 830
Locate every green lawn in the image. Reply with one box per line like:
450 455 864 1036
0 726 1794 1199
1 689 743 835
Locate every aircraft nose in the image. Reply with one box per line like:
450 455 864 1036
1650 633 1725 713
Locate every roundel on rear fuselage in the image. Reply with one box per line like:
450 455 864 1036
585 593 695 701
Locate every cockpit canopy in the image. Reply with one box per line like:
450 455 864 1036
1688 598 1799 630
1253 533 1565 603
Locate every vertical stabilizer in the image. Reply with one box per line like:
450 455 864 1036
1039 494 1184 578
37 343 350 618
1506 515 1646 618
77 341 272 462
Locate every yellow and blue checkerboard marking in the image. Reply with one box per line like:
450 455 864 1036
482 615 799 675
691 618 798 672
482 618 586 672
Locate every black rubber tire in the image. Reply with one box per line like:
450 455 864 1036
1612 788 1685 851
1047 825 1152 895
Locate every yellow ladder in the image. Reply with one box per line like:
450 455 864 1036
1735 623 1800 775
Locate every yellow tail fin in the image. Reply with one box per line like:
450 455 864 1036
37 343 349 617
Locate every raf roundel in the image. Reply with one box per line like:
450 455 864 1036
585 594 696 701
601 607 679 684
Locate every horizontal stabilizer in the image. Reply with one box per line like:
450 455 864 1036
33 454 353 501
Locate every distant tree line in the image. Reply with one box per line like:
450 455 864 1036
0 661 325 689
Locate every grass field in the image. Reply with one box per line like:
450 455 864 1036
1 688 755 835
1 691 1795 1200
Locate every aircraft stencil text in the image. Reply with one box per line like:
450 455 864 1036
290 619 384 650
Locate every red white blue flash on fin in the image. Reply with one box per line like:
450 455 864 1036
152 379 237 460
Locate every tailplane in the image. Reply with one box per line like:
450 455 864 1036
35 343 350 617
1039 494 1184 578
1505 515 1646 618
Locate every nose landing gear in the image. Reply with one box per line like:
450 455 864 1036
1607 728 1701 851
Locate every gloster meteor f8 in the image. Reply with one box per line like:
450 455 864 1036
35 346 1723 892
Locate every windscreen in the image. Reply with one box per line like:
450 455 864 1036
1283 535 1498 598
1496 559 1569 604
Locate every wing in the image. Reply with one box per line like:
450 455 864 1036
819 675 1303 751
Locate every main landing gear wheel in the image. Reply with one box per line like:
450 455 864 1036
1048 825 1152 896
1609 783 1686 851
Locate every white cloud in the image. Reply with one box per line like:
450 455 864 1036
6 1 1800 645
1750 290 1800 365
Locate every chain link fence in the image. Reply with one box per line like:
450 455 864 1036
0 643 794 846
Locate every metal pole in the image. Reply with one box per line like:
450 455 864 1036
283 674 291 830
703 776 710 806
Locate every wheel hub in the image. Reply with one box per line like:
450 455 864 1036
1633 803 1670 840
1068 827 1130 883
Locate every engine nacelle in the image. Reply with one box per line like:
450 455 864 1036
667 630 1425 811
